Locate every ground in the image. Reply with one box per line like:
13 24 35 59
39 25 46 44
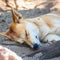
0 8 60 60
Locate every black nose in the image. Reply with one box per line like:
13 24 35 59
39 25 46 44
33 43 39 49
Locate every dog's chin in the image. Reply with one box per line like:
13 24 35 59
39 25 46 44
15 38 24 44
25 41 41 49
25 39 41 49
28 43 40 49
14 38 41 49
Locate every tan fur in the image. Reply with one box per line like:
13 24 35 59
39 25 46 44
40 16 54 29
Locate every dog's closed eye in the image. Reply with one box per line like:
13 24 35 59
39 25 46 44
36 36 38 38
18 16 22 19
25 31 28 37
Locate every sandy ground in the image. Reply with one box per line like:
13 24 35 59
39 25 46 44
0 8 60 60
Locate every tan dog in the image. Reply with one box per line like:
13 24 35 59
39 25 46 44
0 9 60 49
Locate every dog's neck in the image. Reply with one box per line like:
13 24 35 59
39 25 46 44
24 17 51 40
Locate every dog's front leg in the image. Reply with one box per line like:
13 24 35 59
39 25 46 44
44 34 60 43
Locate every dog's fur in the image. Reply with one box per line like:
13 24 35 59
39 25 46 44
0 9 60 48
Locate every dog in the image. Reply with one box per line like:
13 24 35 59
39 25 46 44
0 8 60 49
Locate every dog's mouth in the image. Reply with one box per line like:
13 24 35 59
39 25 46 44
25 42 40 49
23 38 41 49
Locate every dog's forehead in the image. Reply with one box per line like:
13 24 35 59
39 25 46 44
10 23 16 28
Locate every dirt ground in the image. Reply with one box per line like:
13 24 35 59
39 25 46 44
0 6 60 60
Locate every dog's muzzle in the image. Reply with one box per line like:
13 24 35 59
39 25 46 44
28 39 41 49
33 43 39 49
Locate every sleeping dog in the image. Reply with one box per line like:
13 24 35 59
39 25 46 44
0 9 60 49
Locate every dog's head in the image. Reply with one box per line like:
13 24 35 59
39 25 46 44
0 9 40 49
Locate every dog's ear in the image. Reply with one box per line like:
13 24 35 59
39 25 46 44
11 8 23 23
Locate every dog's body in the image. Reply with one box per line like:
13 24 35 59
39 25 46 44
26 13 60 42
0 9 60 49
